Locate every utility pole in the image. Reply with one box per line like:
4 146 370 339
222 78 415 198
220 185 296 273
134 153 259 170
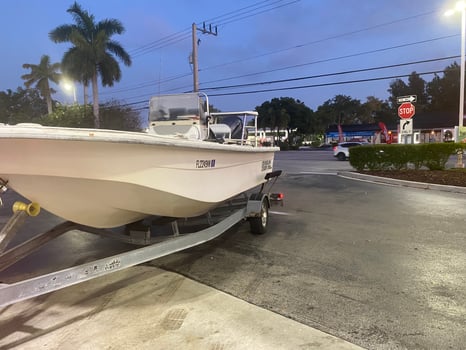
191 22 218 92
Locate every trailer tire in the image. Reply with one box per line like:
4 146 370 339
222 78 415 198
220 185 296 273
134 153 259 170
249 198 268 235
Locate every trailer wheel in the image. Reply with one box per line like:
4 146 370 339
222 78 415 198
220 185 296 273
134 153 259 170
249 198 268 235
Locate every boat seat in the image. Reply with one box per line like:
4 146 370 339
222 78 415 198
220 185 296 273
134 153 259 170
220 116 244 139
209 123 231 140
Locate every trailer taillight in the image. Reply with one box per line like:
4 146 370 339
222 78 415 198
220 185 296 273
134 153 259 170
270 193 284 201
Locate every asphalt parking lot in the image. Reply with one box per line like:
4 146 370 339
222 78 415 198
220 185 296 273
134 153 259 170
1 150 466 349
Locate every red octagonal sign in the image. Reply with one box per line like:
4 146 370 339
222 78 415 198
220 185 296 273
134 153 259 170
398 102 415 119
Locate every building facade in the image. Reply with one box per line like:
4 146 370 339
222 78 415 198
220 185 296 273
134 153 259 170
325 111 463 144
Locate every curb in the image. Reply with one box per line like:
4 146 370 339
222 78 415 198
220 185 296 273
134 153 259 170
338 171 466 195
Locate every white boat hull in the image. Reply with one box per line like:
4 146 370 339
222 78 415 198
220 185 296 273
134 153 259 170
0 125 277 228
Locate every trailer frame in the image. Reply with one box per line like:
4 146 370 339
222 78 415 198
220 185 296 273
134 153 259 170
0 170 282 308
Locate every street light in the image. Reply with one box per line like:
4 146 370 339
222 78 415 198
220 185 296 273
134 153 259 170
445 1 465 167
62 80 77 104
445 1 466 131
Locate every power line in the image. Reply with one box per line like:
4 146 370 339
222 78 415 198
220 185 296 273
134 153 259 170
202 69 447 97
130 31 192 58
175 37 461 93
201 0 284 23
107 12 448 98
201 56 460 91
200 35 459 87
102 1 302 95
103 4 447 107
129 0 299 58
208 0 300 28
199 10 439 73
117 56 457 108
100 72 192 95
103 33 458 98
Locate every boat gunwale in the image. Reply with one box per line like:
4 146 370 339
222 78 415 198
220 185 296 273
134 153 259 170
0 125 279 153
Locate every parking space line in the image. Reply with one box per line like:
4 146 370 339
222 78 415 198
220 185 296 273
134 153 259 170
299 171 338 175
269 211 293 216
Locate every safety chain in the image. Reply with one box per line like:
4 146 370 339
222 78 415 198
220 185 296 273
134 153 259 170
0 178 8 193
0 178 8 207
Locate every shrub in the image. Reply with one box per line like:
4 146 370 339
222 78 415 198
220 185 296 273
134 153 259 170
349 143 466 171
418 143 459 170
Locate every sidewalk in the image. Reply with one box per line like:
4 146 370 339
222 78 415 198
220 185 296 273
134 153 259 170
0 266 365 350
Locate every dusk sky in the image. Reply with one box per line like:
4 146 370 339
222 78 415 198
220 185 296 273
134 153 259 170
0 0 463 115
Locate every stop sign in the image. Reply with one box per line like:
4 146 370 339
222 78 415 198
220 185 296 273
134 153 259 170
398 102 415 119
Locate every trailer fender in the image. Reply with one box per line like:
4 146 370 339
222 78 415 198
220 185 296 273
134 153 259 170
246 193 269 217
247 193 270 235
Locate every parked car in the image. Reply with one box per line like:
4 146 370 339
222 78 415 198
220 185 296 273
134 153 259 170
333 141 368 161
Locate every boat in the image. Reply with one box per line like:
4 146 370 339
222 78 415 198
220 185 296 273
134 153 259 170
0 92 278 228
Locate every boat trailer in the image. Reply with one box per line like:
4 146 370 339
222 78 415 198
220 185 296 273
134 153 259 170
0 170 282 308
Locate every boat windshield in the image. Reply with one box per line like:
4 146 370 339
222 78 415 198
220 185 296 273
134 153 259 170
214 113 256 127
149 93 206 122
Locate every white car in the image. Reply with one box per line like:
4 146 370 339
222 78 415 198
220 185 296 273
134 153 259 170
333 141 367 161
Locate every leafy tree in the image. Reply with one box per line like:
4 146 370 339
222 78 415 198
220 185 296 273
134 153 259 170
313 103 335 135
407 72 428 112
256 99 287 130
49 1 132 128
21 55 61 114
387 72 428 113
387 78 409 111
314 95 363 133
0 87 48 124
255 98 290 145
361 96 395 125
256 97 314 147
281 97 314 134
209 104 221 113
426 62 461 112
41 104 93 127
41 100 141 131
100 100 142 131
333 95 362 124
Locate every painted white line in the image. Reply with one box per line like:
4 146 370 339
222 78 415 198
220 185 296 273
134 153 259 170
338 174 402 188
270 211 293 216
299 171 338 175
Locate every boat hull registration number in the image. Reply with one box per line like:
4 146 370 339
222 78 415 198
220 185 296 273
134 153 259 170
261 159 272 171
196 159 216 168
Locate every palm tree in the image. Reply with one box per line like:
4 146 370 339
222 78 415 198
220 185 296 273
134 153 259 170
61 50 92 105
21 55 61 115
49 2 132 128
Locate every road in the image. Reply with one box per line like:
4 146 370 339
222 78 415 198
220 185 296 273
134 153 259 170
151 150 466 350
1 149 466 349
